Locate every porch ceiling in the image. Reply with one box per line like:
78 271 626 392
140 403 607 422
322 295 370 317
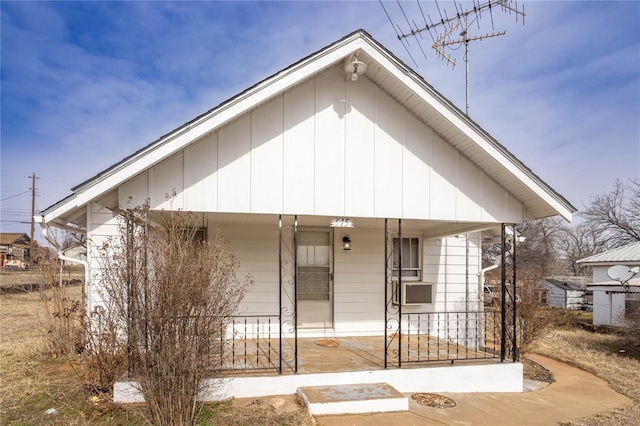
200 212 499 239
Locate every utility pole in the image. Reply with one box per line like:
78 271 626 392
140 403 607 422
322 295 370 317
30 173 36 264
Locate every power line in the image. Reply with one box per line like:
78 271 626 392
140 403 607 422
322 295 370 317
0 189 30 202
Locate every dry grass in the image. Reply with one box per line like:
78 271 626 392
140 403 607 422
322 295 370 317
0 283 143 425
0 272 312 425
533 328 640 425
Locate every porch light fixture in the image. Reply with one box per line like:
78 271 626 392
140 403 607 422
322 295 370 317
342 235 352 251
330 218 354 228
344 55 367 81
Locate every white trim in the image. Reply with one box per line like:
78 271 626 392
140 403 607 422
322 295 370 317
42 31 573 225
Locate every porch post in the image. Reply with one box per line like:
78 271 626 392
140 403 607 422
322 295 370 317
500 223 507 362
384 218 402 369
512 224 518 362
384 219 388 369
278 215 282 374
398 219 402 368
293 215 298 374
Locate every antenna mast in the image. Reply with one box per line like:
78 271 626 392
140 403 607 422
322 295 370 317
396 0 525 116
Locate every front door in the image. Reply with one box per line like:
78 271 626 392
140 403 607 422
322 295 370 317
297 230 333 328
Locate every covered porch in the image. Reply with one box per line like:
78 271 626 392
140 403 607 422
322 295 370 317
118 211 519 377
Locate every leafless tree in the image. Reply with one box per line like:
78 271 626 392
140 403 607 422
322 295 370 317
580 178 640 249
93 202 252 425
515 217 565 277
556 224 609 275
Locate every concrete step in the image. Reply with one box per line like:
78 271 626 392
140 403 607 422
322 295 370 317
297 382 408 415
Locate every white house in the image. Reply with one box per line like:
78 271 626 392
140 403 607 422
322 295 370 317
579 242 640 327
37 30 575 400
540 276 591 310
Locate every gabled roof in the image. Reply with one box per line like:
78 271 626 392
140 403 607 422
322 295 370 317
0 233 30 247
38 29 576 228
543 276 590 291
577 242 640 265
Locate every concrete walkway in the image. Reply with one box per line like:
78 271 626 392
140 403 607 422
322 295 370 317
316 354 632 425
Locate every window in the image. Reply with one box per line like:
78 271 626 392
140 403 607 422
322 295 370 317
626 293 640 319
392 237 421 280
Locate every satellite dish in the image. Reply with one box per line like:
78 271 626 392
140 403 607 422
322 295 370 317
607 265 638 283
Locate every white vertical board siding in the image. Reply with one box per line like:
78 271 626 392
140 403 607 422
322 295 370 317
150 152 184 210
345 77 376 217
218 115 251 212
284 79 316 214
185 133 218 212
430 135 458 220
119 171 149 208
374 89 404 218
114 65 524 224
315 65 346 216
456 155 483 221
251 97 284 213
482 176 506 222
403 113 431 218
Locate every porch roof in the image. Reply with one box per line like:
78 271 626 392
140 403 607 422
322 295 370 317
37 29 575 231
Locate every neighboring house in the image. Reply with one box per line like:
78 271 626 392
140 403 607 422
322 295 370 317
0 233 31 269
578 242 640 327
540 276 591 310
36 30 575 401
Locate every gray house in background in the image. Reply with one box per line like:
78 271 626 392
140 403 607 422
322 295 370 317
579 242 640 327
540 276 591 310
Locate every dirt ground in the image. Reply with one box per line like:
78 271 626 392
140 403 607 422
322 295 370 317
0 272 314 425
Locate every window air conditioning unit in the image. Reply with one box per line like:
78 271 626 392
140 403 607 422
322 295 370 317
393 281 433 305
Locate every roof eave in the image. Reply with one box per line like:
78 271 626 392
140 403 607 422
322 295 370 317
41 29 576 224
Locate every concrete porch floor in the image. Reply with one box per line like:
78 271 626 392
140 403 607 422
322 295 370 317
113 334 516 403
218 334 501 376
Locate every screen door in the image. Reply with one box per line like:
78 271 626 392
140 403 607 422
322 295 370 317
297 230 333 328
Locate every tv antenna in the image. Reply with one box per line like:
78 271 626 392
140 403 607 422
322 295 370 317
388 0 525 116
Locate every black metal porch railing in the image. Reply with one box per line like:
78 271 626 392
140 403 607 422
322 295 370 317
216 314 280 372
401 310 501 363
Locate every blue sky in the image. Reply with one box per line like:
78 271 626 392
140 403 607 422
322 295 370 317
1 1 639 236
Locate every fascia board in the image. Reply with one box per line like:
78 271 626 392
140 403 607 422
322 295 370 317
46 36 365 223
360 43 573 223
42 195 80 224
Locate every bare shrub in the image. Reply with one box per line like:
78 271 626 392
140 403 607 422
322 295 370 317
81 309 128 394
38 256 84 358
514 271 555 356
93 202 252 425
489 266 554 359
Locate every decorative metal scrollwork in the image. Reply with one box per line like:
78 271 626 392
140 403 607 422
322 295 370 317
384 218 402 368
279 215 298 373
